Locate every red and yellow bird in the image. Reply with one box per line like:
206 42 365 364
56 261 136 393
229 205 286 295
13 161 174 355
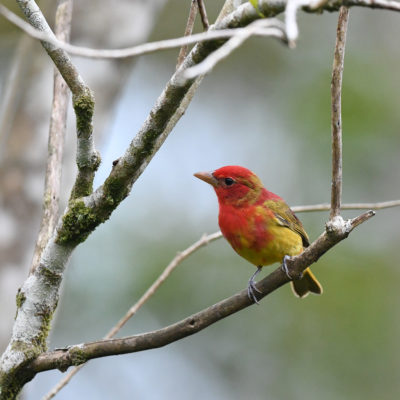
194 165 322 302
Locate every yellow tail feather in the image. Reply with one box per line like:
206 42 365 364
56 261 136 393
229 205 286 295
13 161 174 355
290 267 323 298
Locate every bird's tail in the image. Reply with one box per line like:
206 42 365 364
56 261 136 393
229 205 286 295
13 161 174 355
290 267 323 298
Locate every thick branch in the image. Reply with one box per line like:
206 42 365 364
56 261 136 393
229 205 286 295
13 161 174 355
28 211 375 374
330 6 349 218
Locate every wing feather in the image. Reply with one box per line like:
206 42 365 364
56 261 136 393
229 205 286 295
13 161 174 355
264 199 310 247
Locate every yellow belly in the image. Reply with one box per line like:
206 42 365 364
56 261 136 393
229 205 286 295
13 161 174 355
234 224 303 267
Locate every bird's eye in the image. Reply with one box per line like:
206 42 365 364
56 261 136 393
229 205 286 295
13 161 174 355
224 177 234 186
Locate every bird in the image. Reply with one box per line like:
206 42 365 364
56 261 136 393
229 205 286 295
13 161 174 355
194 165 322 303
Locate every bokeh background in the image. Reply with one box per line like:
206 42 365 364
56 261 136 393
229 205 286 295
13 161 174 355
1 0 400 399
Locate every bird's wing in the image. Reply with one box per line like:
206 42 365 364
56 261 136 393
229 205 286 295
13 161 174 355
263 199 310 247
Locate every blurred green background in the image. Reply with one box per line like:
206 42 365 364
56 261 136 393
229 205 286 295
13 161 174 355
2 0 400 399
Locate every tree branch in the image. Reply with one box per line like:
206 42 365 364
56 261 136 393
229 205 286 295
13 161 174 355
1 1 400 60
14 0 100 200
176 0 199 69
0 5 283 60
30 0 73 275
105 232 223 339
197 0 210 30
28 210 374 374
330 6 349 218
182 18 287 81
292 200 400 212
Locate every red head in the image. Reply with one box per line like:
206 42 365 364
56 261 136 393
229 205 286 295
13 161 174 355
194 165 278 207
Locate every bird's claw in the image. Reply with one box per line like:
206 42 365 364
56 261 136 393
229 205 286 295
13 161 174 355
281 255 303 280
281 255 293 279
247 266 262 304
247 280 261 304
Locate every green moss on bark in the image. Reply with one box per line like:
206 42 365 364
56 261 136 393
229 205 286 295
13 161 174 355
15 290 26 309
56 200 102 246
37 264 62 287
32 310 52 353
70 160 100 199
0 341 41 399
69 347 88 366
73 89 94 138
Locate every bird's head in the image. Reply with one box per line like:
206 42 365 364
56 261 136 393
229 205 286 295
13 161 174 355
194 165 265 207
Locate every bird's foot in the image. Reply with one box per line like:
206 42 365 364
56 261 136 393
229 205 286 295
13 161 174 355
247 267 262 304
247 281 261 304
281 255 303 280
281 255 293 279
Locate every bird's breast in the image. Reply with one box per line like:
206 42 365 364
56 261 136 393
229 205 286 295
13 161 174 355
218 205 303 266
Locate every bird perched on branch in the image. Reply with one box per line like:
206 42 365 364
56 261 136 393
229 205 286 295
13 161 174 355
194 165 322 303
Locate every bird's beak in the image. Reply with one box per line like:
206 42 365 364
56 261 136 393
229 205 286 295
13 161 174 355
194 171 218 187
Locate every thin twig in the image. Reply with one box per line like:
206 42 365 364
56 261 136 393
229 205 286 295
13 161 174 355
285 0 308 47
182 19 287 81
285 0 329 46
42 231 222 399
197 0 210 30
176 0 198 69
30 0 73 275
349 210 375 229
292 200 400 212
285 0 330 46
0 4 279 60
106 231 223 337
42 364 82 400
330 6 349 219
2 1 400 60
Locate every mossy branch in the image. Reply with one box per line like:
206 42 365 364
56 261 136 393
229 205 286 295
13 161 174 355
69 89 101 199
